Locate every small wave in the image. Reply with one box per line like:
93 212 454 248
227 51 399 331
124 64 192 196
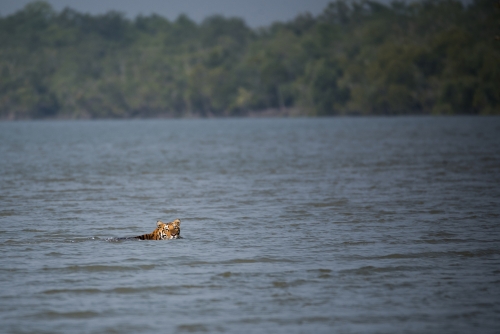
177 324 209 332
181 256 296 267
64 237 101 243
272 279 307 288
416 238 468 244
21 229 46 233
341 241 376 246
44 251 63 257
339 265 424 276
41 288 102 295
310 199 348 208
341 249 500 261
0 210 15 217
108 284 224 295
216 271 234 278
2 236 102 245
222 257 296 264
43 264 156 273
306 268 332 278
104 237 126 242
450 249 500 257
35 310 100 319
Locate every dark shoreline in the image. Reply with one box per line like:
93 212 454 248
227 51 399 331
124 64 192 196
0 106 495 121
1 1 498 120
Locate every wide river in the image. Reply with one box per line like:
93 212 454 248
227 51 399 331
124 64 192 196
0 117 499 333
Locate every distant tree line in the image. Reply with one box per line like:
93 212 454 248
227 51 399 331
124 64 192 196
0 0 498 119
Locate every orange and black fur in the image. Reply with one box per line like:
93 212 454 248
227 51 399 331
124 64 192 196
121 219 181 240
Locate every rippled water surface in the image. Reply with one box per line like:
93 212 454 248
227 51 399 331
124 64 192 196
1 117 499 333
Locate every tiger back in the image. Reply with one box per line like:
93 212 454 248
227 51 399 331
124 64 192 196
133 221 170 240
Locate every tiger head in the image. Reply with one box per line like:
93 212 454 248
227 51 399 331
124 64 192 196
157 218 181 239
155 221 170 240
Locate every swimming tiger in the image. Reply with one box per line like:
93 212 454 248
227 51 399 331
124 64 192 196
167 218 181 238
121 219 181 240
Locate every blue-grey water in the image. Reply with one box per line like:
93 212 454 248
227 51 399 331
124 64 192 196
0 117 499 334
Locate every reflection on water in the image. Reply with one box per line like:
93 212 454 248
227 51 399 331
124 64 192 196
0 117 499 333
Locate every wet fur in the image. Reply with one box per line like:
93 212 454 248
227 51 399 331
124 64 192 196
121 219 181 240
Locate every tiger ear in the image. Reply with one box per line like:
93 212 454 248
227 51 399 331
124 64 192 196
157 220 163 227
174 219 181 226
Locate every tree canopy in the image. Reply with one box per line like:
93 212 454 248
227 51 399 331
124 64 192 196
0 0 498 119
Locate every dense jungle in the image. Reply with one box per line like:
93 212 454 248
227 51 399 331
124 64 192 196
0 0 498 119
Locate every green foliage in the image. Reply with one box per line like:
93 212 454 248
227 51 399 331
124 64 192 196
0 0 498 118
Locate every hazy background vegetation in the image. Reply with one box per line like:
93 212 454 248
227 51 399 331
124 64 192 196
0 0 498 119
